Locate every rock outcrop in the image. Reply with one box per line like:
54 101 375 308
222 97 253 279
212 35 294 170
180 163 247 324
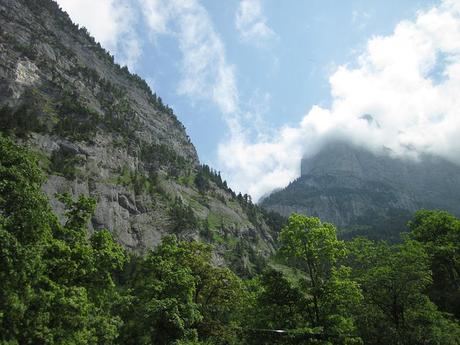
0 0 278 273
261 141 460 240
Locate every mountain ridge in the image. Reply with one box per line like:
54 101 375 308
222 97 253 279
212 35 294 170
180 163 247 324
0 0 282 275
261 140 460 240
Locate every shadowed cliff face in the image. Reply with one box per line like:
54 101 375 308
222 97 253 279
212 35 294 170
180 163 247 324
0 0 197 251
261 141 460 240
0 0 278 272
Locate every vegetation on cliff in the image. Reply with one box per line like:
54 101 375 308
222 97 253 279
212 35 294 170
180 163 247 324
0 0 284 274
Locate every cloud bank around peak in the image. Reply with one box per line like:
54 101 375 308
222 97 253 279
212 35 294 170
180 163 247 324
219 0 460 201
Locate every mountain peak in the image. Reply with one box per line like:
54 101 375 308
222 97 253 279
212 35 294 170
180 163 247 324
263 140 460 240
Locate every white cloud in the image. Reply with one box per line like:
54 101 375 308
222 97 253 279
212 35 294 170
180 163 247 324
244 90 272 140
138 0 171 35
60 0 241 127
55 0 141 69
235 0 275 44
55 0 460 203
219 0 460 201
139 0 239 115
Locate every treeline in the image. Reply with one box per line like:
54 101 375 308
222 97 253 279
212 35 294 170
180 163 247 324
1 135 460 344
195 164 286 234
0 89 192 180
24 0 182 127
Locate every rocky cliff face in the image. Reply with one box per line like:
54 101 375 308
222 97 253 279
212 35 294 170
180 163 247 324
0 0 278 273
261 141 460 240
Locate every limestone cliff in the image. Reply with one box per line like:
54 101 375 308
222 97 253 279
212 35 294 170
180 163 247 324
261 141 460 240
0 0 280 274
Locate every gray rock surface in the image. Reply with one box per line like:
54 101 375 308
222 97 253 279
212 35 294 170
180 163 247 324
262 141 460 239
0 0 276 268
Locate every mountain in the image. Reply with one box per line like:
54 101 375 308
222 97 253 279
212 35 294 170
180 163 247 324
0 0 283 275
261 141 460 241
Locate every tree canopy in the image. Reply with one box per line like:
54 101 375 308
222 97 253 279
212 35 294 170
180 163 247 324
1 135 460 344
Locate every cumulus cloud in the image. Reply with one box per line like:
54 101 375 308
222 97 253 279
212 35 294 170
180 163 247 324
55 0 141 69
219 0 460 201
235 0 275 44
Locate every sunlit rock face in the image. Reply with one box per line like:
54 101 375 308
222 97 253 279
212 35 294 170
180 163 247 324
0 0 276 269
262 141 460 240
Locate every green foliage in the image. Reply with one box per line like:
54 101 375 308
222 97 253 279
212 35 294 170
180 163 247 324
140 142 189 178
0 135 126 343
346 237 460 344
0 92 48 138
54 90 101 141
1 136 460 345
277 214 362 341
0 135 53 342
341 208 413 243
195 165 231 194
119 236 201 345
194 168 210 193
49 147 82 179
248 269 310 330
116 165 157 195
98 85 141 139
169 197 199 234
408 210 460 318
119 237 244 345
235 192 286 234
225 237 268 278
259 208 287 235
192 165 286 242
0 135 51 244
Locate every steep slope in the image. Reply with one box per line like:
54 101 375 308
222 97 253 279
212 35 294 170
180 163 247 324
0 0 281 274
261 141 460 240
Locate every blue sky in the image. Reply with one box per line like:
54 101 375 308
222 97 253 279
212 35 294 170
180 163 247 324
56 0 460 200
135 0 437 160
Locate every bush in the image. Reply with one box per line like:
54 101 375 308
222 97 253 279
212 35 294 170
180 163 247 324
169 197 198 234
54 90 101 141
49 147 82 179
0 100 47 138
